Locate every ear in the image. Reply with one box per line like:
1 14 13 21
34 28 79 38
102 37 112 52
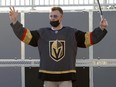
59 15 63 21
61 15 64 19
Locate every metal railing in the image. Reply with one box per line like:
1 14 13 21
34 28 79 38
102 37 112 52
0 59 116 67
0 0 116 10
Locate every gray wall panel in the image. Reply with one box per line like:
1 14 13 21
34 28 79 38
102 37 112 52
0 67 21 87
25 12 89 59
93 11 116 59
94 67 116 87
0 13 21 59
0 13 21 87
93 11 116 87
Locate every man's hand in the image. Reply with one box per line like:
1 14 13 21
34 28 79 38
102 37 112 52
100 18 108 30
9 6 18 24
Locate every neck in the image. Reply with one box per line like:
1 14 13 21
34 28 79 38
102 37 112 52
52 24 63 30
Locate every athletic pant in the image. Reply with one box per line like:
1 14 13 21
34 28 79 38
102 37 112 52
44 81 72 87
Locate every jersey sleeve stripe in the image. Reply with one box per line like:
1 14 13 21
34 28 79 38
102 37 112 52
84 32 93 47
21 28 32 44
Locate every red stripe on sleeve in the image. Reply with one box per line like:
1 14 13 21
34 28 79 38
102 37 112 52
90 32 93 45
21 29 27 41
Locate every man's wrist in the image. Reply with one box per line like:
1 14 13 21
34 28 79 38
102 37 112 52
100 26 107 31
12 20 17 25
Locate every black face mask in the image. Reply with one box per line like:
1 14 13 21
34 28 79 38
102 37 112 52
50 20 60 27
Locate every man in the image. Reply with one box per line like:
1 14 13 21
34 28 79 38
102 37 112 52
9 6 108 87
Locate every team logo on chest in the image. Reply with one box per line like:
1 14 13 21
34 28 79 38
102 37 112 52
49 40 65 62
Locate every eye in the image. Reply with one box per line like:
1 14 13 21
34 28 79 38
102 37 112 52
50 15 58 18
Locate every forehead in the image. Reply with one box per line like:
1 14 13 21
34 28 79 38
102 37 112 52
49 10 61 15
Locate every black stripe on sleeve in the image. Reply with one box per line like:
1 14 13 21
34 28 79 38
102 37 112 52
29 30 40 47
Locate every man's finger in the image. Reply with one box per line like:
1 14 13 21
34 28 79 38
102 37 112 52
9 6 15 12
13 6 15 11
101 18 107 23
9 7 13 11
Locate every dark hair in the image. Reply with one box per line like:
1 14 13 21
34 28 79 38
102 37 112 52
51 7 63 15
